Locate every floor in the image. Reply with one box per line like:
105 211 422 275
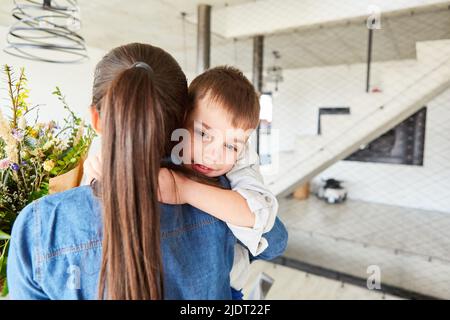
242 260 401 300
263 196 450 299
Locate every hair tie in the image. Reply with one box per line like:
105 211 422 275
132 61 154 74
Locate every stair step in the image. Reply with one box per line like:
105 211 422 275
416 39 450 63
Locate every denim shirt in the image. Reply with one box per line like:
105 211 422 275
7 179 288 300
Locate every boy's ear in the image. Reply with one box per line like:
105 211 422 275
90 105 101 134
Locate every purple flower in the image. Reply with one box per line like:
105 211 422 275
11 129 24 142
21 161 27 166
11 163 20 171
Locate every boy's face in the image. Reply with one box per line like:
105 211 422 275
183 95 253 178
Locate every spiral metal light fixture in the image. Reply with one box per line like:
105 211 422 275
4 0 88 63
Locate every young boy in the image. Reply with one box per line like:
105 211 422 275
85 66 279 299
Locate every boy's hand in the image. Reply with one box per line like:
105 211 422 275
83 153 102 183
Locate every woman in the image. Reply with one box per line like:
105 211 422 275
7 43 287 299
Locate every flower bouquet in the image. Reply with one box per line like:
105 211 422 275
0 65 96 296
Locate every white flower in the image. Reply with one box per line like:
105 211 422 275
58 140 69 150
73 120 84 146
0 109 11 140
43 160 55 172
42 140 54 151
0 109 19 163
19 117 27 130
5 144 19 163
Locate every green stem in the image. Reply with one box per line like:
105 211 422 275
0 239 9 257
5 66 17 128
54 126 75 139
14 69 26 119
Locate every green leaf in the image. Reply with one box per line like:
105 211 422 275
0 231 10 240
1 277 8 297
0 255 5 277
0 248 6 278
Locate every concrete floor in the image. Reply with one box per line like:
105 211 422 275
242 260 401 300
273 196 450 299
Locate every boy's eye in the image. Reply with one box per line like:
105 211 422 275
195 128 210 140
225 144 238 152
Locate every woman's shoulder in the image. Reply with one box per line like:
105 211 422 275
12 186 102 260
35 185 97 208
36 184 101 228
16 186 97 224
28 186 100 224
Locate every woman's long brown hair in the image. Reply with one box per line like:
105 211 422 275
93 43 187 300
99 67 166 299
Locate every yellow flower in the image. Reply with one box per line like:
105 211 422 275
29 128 39 138
43 160 55 172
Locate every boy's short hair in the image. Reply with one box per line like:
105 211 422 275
188 66 260 130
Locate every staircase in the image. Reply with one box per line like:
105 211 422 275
262 39 450 197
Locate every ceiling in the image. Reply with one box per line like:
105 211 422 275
0 0 257 72
211 8 450 72
0 1 449 73
161 0 258 13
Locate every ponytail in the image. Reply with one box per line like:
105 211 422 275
92 43 223 300
98 65 164 299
